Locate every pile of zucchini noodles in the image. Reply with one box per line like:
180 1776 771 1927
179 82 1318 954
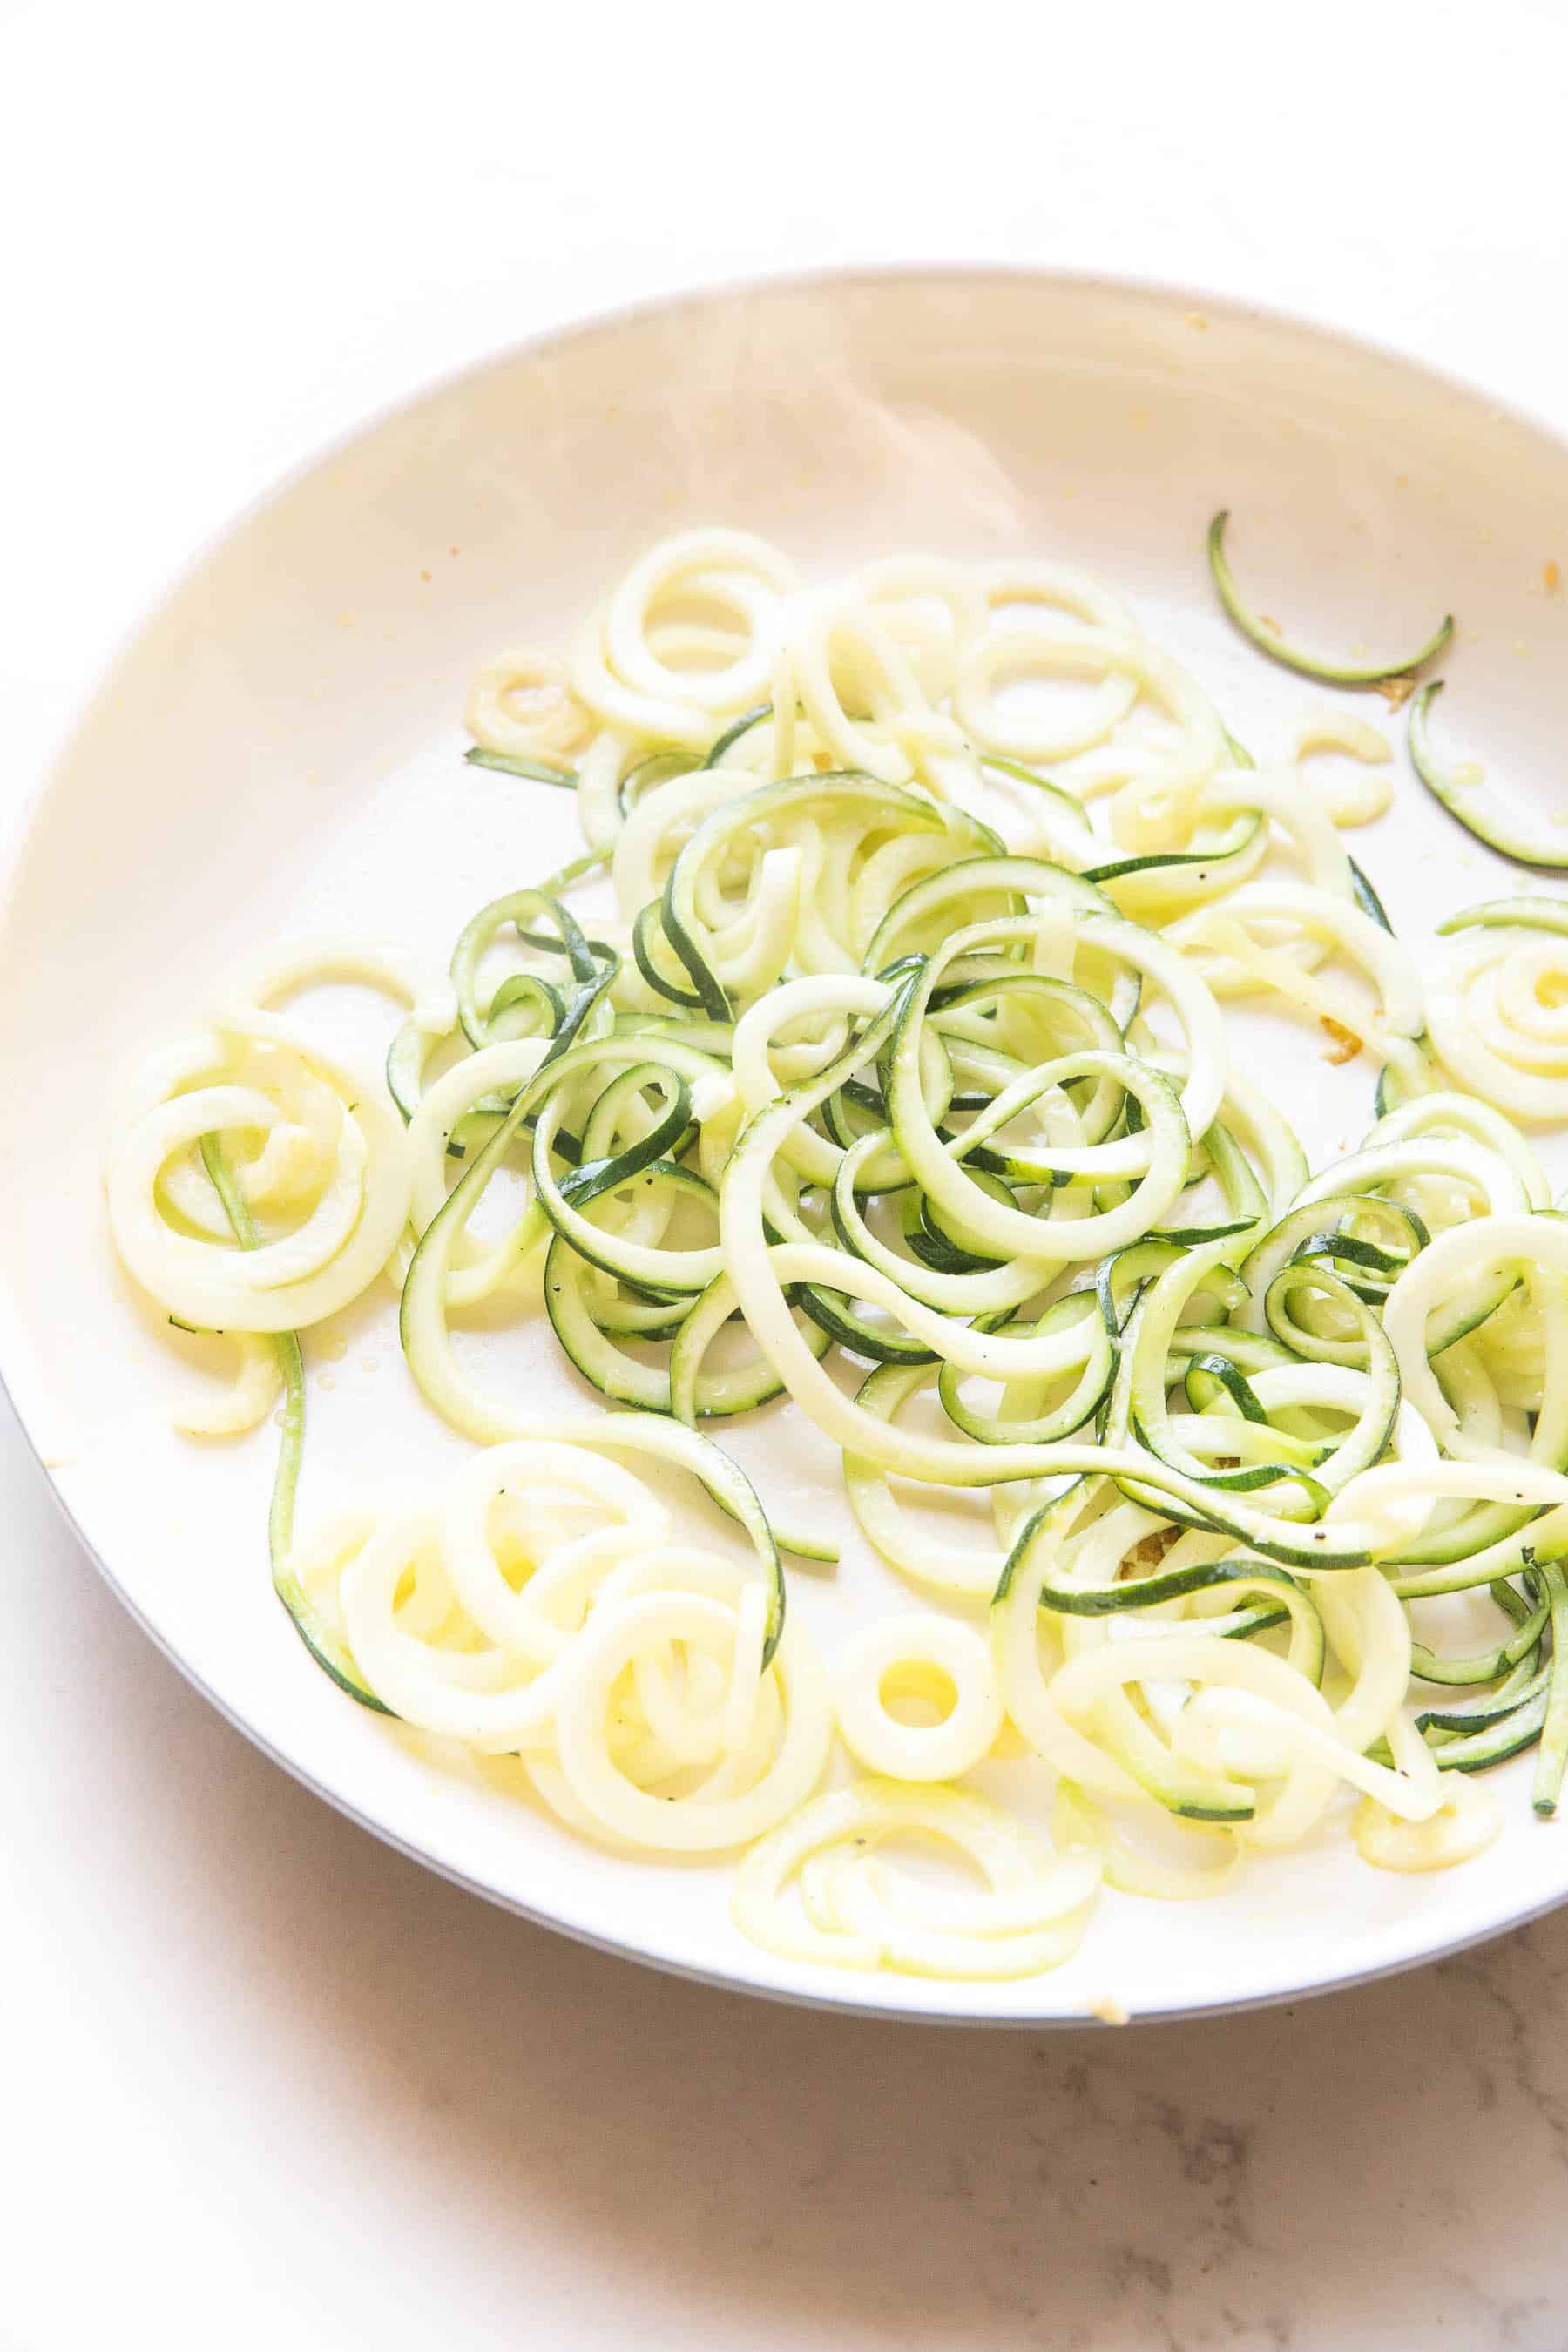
105 522 1568 1991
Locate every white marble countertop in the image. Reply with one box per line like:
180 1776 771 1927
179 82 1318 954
5 3 1568 2344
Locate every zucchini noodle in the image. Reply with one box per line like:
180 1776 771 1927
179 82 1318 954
106 518 1568 2005
107 1013 411 1332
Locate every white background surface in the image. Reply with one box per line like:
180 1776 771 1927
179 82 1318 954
5 3 1568 2345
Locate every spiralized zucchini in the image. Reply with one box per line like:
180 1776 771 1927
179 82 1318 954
106 519 1568 2009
